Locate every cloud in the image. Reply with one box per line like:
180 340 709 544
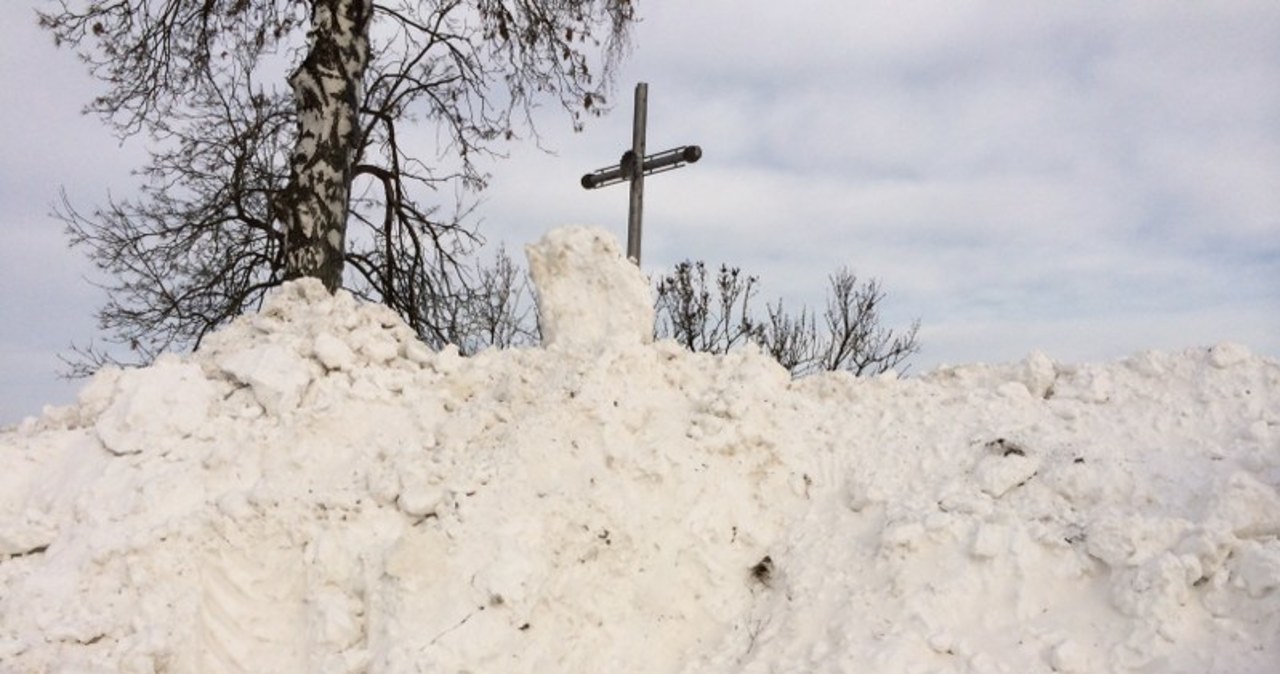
601 2 1280 339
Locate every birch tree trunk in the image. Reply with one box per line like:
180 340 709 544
282 0 373 291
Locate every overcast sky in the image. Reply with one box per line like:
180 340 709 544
3 1 1278 424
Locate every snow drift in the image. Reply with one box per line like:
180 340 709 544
2 226 1278 674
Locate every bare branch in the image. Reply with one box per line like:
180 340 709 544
654 260 921 377
45 0 636 374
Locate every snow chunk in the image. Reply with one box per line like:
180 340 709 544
1230 540 1280 597
971 439 1040 498
313 332 356 370
526 226 653 352
215 342 316 415
93 356 217 455
1018 350 1057 399
1206 472 1280 538
1048 638 1096 674
970 522 1010 558
1208 342 1251 369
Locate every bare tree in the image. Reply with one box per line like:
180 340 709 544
653 260 921 376
654 261 764 355
757 300 819 374
818 269 920 376
41 0 635 368
423 244 538 355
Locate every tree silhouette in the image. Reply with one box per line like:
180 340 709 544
654 261 920 376
42 0 635 369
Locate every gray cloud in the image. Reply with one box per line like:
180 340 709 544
503 0 1280 368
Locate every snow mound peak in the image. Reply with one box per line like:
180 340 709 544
526 226 653 351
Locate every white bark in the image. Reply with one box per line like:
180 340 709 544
283 0 373 291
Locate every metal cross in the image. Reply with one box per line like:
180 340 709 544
581 82 702 265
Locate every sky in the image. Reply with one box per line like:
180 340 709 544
2 0 1278 424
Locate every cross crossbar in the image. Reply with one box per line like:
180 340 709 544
581 145 703 190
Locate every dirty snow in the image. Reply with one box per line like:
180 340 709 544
1 226 1278 673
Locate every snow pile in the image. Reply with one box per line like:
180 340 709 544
2 226 1279 673
526 226 653 352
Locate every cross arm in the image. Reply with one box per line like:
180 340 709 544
581 145 702 189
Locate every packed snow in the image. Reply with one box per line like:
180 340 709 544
1 226 1278 673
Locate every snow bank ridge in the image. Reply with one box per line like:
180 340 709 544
1 227 1278 674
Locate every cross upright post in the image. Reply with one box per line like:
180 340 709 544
627 82 648 264
581 82 702 266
